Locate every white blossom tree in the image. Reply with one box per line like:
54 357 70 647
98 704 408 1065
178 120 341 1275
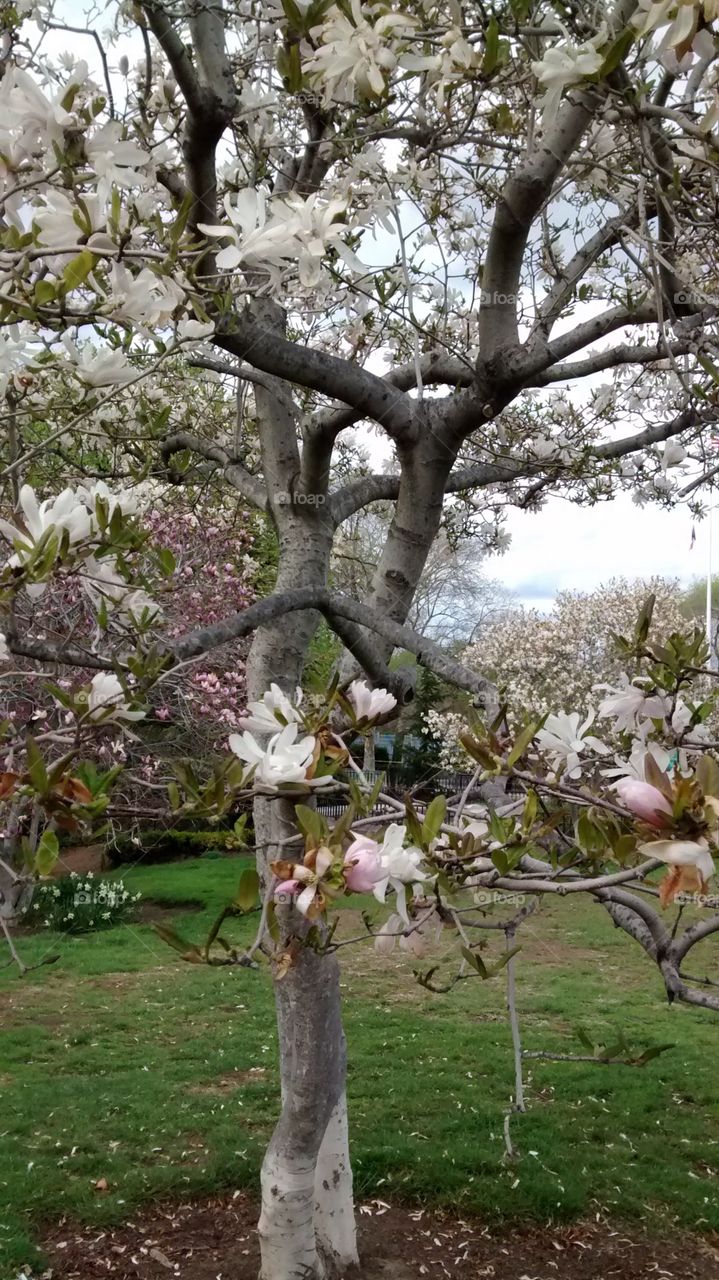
425 577 689 764
3 0 719 1274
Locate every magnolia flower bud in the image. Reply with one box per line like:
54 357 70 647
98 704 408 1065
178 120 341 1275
274 878 300 904
344 836 382 893
119 55 130 75
615 778 671 827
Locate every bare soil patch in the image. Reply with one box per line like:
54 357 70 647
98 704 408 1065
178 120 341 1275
51 845 109 877
188 1068 268 1095
41 1193 719 1279
135 900 204 925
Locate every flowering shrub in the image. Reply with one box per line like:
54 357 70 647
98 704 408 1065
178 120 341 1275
21 873 141 933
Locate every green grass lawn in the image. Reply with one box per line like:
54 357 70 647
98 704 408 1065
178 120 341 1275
1 855 718 1276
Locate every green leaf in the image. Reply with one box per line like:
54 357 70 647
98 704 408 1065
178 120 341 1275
634 593 656 645
330 803 355 847
575 1025 595 1052
521 789 538 832
698 353 719 385
507 715 546 767
235 867 260 912
61 249 97 292
286 41 304 91
281 0 305 27
487 944 521 976
634 1042 675 1066
34 830 59 877
459 732 496 770
461 945 488 977
697 754 719 799
599 27 635 76
404 797 424 846
491 847 509 875
25 736 48 795
157 547 176 577
34 279 56 306
422 794 446 845
294 803 325 843
482 17 499 74
153 923 205 962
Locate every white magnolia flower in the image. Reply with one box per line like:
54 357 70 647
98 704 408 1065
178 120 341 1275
0 631 9 663
661 440 686 470
34 190 105 256
374 908 441 957
347 679 397 722
240 683 303 735
176 317 215 343
86 672 146 723
85 121 149 202
198 188 290 272
0 63 73 164
106 263 186 328
229 722 332 791
82 556 160 621
199 189 360 286
603 740 686 781
372 823 429 922
535 710 610 778
532 31 606 122
58 336 134 387
304 0 417 104
270 192 362 287
293 847 334 916
0 484 94 561
595 677 666 732
76 480 141 520
639 837 715 905
0 324 38 396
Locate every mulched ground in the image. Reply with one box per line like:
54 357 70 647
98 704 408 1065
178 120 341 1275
40 1193 719 1279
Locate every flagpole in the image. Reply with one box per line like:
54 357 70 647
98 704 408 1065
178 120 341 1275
707 504 713 666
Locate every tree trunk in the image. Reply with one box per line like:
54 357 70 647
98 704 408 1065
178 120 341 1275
246 502 358 1278
362 732 375 772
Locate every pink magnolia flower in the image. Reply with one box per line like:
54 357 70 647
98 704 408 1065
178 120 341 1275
274 878 300 904
343 835 383 893
615 777 672 828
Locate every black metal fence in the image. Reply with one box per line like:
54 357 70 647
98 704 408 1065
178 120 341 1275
315 766 501 821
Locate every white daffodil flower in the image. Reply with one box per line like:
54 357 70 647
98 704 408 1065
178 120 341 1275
347 679 397 721
240 683 303 735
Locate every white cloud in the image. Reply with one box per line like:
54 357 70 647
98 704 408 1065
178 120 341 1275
492 494 707 609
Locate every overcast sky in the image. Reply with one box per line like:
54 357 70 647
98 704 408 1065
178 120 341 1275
496 496 708 611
